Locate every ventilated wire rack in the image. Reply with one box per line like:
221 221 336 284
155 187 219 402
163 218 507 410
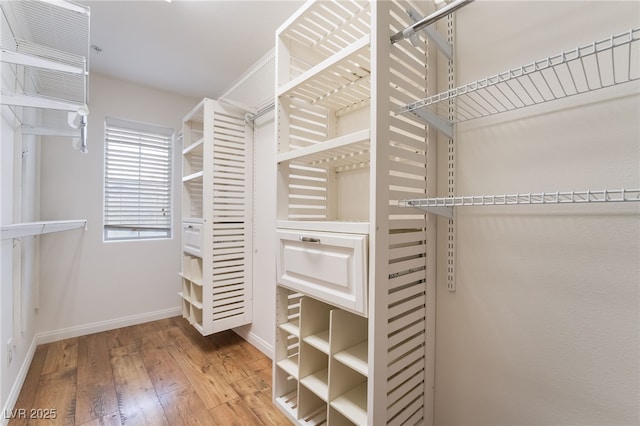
396 28 640 122
401 189 640 210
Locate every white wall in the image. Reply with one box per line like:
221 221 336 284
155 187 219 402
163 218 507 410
37 73 197 339
235 111 277 357
434 2 639 425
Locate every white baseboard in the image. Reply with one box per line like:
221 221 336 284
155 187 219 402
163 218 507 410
233 326 274 359
36 306 181 345
1 337 38 426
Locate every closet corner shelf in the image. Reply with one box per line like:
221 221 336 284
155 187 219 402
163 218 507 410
401 188 640 218
396 27 640 127
178 273 203 287
1 219 87 240
277 129 370 169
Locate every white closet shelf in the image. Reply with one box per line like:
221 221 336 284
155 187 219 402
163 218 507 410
278 0 370 59
303 330 330 354
1 220 86 240
277 35 371 112
178 273 203 287
277 356 300 379
401 188 640 218
300 369 329 401
279 321 300 337
277 129 370 169
333 340 368 377
182 171 204 182
183 138 204 155
329 381 367 425
277 220 369 234
396 27 640 127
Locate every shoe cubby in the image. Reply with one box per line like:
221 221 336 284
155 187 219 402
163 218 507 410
275 287 368 425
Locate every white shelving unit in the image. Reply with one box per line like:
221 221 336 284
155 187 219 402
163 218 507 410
1 0 90 241
180 98 253 336
275 291 368 425
274 0 436 424
0 0 90 152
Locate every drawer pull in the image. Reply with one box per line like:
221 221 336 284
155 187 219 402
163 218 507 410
186 225 194 229
299 236 321 243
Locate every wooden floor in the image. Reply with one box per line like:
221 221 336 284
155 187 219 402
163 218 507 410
9 316 292 426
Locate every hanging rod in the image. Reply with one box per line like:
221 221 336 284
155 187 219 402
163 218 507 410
391 0 475 44
400 189 640 218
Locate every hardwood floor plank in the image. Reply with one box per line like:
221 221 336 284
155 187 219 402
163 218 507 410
243 390 293 426
158 386 215 426
40 338 78 380
75 333 119 425
29 376 77 426
8 345 49 426
7 317 289 426
76 411 123 426
208 397 264 426
110 351 168 425
167 344 239 410
106 326 142 356
140 344 190 396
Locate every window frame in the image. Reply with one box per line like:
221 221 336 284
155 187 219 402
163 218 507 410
103 116 174 242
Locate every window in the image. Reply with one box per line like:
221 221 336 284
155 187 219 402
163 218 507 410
104 117 173 241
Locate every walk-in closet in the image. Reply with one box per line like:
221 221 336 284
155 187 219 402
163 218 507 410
1 0 638 425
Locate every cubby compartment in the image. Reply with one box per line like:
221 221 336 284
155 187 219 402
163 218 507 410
274 288 368 425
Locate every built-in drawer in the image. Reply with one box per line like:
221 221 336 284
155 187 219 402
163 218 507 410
276 229 368 316
183 220 203 256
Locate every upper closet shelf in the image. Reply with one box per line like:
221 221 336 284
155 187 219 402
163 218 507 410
277 35 371 113
396 28 640 129
401 189 640 218
1 220 87 240
0 0 90 150
277 129 369 170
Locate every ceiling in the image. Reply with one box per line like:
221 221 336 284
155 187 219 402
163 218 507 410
79 0 304 101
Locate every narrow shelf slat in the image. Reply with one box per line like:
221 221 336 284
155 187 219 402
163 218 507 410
333 340 368 377
303 330 330 354
1 219 86 240
330 381 368 425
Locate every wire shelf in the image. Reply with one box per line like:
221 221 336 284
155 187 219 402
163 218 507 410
396 28 640 124
401 189 640 217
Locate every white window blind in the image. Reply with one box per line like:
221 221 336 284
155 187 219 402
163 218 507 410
104 117 173 241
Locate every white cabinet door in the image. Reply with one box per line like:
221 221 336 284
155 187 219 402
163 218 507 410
276 229 368 316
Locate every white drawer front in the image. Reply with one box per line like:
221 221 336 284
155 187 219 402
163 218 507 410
277 229 368 316
183 221 203 256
